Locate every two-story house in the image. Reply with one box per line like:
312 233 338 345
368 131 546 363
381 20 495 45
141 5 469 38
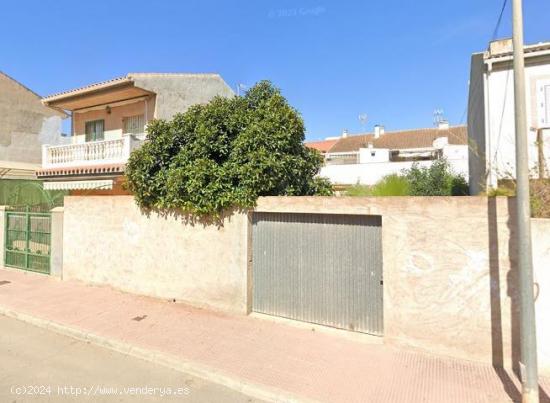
468 39 550 194
39 73 234 194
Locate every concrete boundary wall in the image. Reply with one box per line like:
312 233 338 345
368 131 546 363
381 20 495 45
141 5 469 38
255 196 550 375
60 195 550 375
62 196 249 314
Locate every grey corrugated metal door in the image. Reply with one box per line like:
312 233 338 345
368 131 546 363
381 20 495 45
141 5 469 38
252 213 383 335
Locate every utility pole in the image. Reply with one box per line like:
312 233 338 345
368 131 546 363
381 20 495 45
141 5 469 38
512 0 539 401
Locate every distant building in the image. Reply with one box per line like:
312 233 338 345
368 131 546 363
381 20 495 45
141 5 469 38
306 123 468 186
468 39 550 194
0 71 66 179
305 139 339 156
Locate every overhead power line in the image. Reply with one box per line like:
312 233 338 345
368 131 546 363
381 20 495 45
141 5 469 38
459 0 509 127
492 0 509 41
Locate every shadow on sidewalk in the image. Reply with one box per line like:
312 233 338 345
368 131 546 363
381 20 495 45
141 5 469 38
488 198 550 403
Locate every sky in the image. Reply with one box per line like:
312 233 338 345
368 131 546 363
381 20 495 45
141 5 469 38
1 0 550 141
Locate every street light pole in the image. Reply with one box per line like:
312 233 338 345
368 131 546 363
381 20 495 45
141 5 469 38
511 0 539 401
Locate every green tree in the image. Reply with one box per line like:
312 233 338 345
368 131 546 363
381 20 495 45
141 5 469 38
125 81 332 216
404 159 469 196
346 174 410 197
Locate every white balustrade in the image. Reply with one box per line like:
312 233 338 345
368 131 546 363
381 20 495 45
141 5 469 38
42 135 141 169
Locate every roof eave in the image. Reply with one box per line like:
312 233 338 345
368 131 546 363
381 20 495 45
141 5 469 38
42 77 134 106
484 43 550 64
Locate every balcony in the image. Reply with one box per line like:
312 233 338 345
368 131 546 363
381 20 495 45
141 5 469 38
41 135 142 169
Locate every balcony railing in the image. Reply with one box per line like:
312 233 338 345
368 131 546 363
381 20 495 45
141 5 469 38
325 151 360 165
42 135 142 169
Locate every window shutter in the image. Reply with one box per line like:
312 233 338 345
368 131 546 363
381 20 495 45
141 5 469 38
85 121 93 142
95 120 104 141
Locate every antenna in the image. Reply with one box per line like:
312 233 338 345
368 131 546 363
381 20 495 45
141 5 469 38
236 83 248 96
358 113 368 131
433 109 445 126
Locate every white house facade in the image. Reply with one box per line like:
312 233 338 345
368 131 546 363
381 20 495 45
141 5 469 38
468 39 550 194
307 124 469 186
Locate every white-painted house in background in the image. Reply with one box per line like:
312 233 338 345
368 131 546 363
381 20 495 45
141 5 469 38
468 39 550 194
306 123 469 186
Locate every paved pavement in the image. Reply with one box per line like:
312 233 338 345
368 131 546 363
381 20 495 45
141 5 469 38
0 315 259 402
0 268 549 403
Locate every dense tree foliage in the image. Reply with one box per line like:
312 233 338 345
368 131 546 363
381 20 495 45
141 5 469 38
125 81 332 216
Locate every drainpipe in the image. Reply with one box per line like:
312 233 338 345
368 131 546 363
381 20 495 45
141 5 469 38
145 98 148 123
484 60 494 190
144 97 149 138
69 111 75 144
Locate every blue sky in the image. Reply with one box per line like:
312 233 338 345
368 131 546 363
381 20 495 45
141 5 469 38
1 0 549 140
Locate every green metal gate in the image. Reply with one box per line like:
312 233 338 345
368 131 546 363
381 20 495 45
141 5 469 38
4 206 51 274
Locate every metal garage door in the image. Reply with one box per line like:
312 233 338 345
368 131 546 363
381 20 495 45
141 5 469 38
252 212 383 335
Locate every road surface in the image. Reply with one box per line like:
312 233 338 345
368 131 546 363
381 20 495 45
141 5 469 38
0 315 261 402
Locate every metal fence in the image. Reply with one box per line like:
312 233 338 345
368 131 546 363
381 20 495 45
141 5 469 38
252 212 384 335
4 206 51 274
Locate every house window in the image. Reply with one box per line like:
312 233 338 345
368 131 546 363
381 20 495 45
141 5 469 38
537 80 550 127
123 114 145 135
85 120 104 142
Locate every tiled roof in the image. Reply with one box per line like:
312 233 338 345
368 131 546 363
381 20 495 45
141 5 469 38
43 76 130 101
305 139 339 153
37 164 125 178
42 73 224 101
327 126 467 153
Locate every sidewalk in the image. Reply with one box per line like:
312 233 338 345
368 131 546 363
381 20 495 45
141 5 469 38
0 268 548 403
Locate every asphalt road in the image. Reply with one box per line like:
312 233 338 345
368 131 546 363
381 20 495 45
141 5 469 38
0 315 261 402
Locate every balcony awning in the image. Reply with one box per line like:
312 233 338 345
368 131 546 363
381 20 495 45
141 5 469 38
43 180 113 191
0 160 40 180
42 76 153 111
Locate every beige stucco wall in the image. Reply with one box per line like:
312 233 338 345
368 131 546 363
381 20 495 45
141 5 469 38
62 196 249 313
532 218 550 372
61 194 549 374
72 97 155 143
255 196 550 375
130 73 235 120
0 72 67 163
